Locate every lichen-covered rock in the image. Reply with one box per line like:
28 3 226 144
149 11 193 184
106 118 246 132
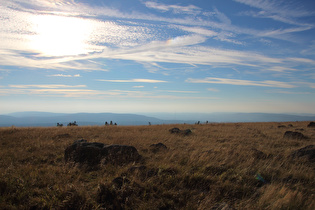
65 139 142 166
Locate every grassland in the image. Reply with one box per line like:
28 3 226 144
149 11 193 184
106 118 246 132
0 122 314 209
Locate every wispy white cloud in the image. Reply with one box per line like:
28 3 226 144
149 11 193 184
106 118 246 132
0 0 313 80
95 40 283 67
133 86 144 88
286 57 315 65
144 1 201 15
186 77 296 88
0 85 215 100
265 66 297 72
96 79 167 83
213 7 231 25
178 26 242 45
9 84 86 88
164 90 199 93
179 26 218 37
234 0 314 26
48 74 81 77
266 90 311 94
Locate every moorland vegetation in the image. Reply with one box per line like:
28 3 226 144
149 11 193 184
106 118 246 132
0 121 314 209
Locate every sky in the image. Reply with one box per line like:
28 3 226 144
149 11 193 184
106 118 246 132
0 0 315 115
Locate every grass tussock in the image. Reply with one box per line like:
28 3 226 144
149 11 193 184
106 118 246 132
0 122 314 209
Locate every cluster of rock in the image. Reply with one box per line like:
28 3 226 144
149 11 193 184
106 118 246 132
169 127 192 136
64 139 142 167
282 122 315 140
280 122 315 161
64 140 168 168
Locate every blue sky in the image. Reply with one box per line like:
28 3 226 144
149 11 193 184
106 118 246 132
0 0 315 114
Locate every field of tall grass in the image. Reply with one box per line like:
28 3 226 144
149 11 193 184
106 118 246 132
0 121 314 209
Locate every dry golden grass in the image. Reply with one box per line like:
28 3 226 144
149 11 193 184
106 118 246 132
0 122 314 209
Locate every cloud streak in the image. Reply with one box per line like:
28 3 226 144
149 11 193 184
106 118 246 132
234 0 314 26
144 1 201 15
9 84 86 88
186 77 296 88
96 79 167 83
1 0 313 74
48 74 81 77
1 85 214 100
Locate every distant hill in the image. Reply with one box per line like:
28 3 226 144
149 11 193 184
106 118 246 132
139 112 315 125
161 112 315 123
0 112 186 127
0 111 314 127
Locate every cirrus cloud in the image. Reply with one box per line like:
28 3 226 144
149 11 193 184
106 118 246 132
96 79 167 83
186 77 296 88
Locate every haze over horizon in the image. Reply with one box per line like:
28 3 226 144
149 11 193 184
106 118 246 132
1 0 315 114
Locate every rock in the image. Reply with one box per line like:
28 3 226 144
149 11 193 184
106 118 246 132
283 131 307 140
307 122 315 128
65 139 142 166
278 125 286 128
169 127 181 134
182 129 192 135
290 145 315 161
149 143 167 153
102 144 142 165
169 128 192 136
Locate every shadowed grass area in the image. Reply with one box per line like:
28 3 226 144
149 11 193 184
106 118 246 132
0 122 314 209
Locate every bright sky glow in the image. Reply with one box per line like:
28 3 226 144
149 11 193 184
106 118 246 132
29 15 95 56
0 0 315 114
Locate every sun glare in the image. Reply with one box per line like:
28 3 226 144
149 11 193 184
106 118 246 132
30 15 94 56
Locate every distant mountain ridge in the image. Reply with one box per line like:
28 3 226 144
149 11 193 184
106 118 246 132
0 112 175 127
0 111 314 127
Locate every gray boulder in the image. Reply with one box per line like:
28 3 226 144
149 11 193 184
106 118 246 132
65 139 142 166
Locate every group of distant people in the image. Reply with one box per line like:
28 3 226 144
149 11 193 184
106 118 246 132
105 121 117 126
56 121 117 127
